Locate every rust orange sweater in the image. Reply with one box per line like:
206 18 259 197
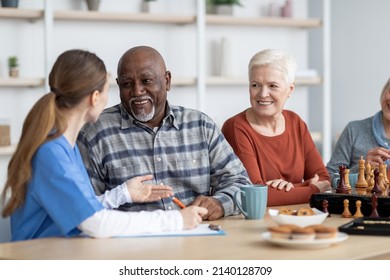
222 110 330 206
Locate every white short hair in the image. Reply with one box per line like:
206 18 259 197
248 49 297 84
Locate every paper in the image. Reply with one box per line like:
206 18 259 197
119 224 225 238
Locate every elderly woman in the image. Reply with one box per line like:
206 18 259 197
326 77 390 180
222 49 331 206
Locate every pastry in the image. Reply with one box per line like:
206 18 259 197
297 208 314 216
290 227 315 240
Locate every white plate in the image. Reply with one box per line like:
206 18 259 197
268 208 328 227
261 232 349 249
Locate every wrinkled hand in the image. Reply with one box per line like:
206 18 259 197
125 175 173 203
180 205 208 230
266 179 294 191
189 195 224 221
308 174 331 193
366 147 390 168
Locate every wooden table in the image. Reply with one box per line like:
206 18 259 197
1 204 389 260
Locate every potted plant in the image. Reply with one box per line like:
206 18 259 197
141 0 158 13
206 0 243 15
8 56 19 78
1 0 19 8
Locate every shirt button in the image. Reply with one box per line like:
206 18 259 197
192 159 197 164
167 205 172 210
157 157 162 161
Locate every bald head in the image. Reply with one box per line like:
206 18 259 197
117 46 166 77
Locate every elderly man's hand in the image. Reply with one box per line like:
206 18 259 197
190 195 224 221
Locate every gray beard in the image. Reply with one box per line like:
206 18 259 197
131 106 155 123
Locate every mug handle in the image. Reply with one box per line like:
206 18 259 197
332 177 340 189
233 190 247 218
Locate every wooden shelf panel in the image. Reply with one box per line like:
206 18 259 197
109 77 195 87
0 144 16 156
54 10 195 24
0 77 44 87
207 76 322 86
206 15 322 28
0 8 43 20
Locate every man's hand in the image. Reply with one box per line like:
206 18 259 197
189 195 224 221
126 175 173 203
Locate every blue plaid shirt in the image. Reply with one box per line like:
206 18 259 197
77 102 250 216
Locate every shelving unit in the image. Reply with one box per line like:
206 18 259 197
0 78 44 87
206 14 322 28
53 10 196 24
0 8 43 20
0 0 330 161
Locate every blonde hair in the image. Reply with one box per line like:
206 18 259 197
248 49 297 84
1 49 107 217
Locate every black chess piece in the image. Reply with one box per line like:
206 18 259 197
371 168 383 195
322 199 331 217
369 193 379 218
336 164 349 194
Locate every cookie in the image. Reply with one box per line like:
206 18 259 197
297 208 314 216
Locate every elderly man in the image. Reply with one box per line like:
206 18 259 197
77 46 251 221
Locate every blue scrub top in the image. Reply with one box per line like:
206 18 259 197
11 135 104 241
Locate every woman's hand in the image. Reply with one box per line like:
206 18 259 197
125 175 173 203
366 147 390 168
180 205 208 230
308 174 331 193
266 179 294 191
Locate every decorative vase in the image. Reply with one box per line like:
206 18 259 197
9 67 19 78
85 0 100 11
1 0 19 8
214 5 233 15
141 1 158 13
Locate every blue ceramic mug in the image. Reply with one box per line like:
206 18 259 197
233 185 268 220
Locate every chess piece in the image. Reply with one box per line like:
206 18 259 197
341 199 352 218
379 163 387 184
379 172 386 193
381 163 390 196
356 156 368 195
368 171 375 193
369 193 380 218
344 168 352 193
336 165 349 194
322 199 331 217
353 200 364 218
371 168 383 195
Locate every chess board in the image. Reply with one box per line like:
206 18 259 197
309 192 390 217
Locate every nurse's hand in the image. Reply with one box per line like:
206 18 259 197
190 195 224 221
125 175 173 202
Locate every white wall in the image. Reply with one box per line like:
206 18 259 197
309 0 390 145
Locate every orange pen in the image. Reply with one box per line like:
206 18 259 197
172 197 186 209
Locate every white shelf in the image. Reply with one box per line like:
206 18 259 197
0 77 45 87
54 10 195 24
206 76 322 86
206 15 322 28
0 144 16 156
0 8 43 20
